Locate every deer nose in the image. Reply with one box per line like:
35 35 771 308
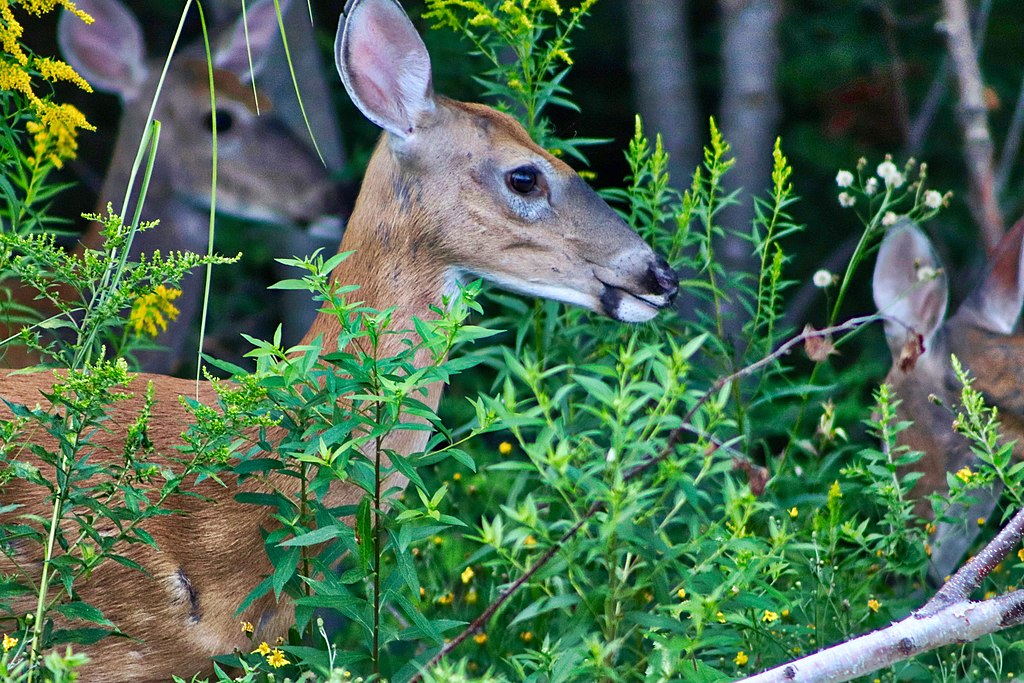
648 255 679 302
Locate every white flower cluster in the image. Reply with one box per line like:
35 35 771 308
875 159 904 188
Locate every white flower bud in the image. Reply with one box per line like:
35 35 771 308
835 170 854 188
881 211 898 226
924 190 943 209
838 192 856 208
813 269 833 288
865 177 879 195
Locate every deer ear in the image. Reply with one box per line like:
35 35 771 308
959 219 1024 334
213 0 289 79
336 0 434 139
872 218 948 357
58 0 148 101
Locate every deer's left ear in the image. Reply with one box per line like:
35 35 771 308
959 218 1024 334
336 0 434 139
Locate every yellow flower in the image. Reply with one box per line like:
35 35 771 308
419 586 426 598
473 632 488 645
1018 548 1024 562
735 651 749 666
828 480 842 501
520 630 533 642
466 587 478 604
524 534 537 547
985 590 996 600
266 648 289 668
438 591 454 605
781 609 790 618
956 466 973 483
977 517 986 527
252 641 271 655
676 588 686 600
129 285 182 337
789 507 798 519
762 609 779 623
499 441 513 455
433 536 443 546
453 472 462 481
716 611 726 623
2 633 17 652
867 599 881 613
461 566 475 584
240 621 254 634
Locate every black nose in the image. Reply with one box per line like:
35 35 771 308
647 255 679 301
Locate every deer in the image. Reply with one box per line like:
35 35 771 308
872 217 1024 583
0 0 679 680
1 0 345 373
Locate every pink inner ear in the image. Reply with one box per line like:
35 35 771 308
349 11 406 120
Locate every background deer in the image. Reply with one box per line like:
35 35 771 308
2 0 347 373
873 217 1024 582
0 0 678 679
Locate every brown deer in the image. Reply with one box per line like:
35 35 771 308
2 0 345 373
0 0 679 680
872 217 1024 582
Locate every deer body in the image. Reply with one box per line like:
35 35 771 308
873 218 1024 582
0 0 677 680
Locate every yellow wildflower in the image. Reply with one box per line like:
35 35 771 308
252 641 271 656
676 588 686 600
789 507 798 519
735 651 749 666
524 534 537 547
985 590 996 600
955 466 973 483
266 648 289 668
473 632 487 645
539 0 562 14
499 441 513 455
461 566 475 584
34 56 91 91
419 586 426 598
433 536 443 545
1018 548 1024 562
977 517 986 527
129 285 182 337
438 591 454 605
828 480 842 501
762 609 779 623
716 611 726 623
520 630 533 642
240 621 254 634
466 587 478 604
2 633 17 652
550 47 573 65
781 609 790 618
867 599 880 613
453 472 462 481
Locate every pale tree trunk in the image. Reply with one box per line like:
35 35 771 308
624 0 701 185
717 0 782 338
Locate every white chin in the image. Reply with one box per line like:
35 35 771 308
612 297 660 323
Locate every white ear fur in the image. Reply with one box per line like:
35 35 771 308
335 0 434 138
58 0 148 101
213 0 289 79
872 218 948 357
958 219 1024 334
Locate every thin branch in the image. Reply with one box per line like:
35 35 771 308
409 316 879 682
942 0 1004 253
739 505 1024 683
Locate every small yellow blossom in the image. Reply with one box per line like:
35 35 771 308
240 621 254 634
924 542 932 557
466 587 478 604
266 648 289 668
676 588 686 600
461 566 475 584
520 630 533 642
977 517 986 527
524 534 537 547
828 480 842 501
867 599 881 613
453 472 462 481
473 632 488 645
438 591 454 605
956 466 974 483
130 285 182 337
2 633 17 652
781 609 790 618
419 586 426 598
762 610 779 623
985 590 996 600
1018 548 1024 562
499 441 513 455
433 536 443 545
716 611 726 623
252 641 271 656
735 651 749 666
926 522 937 535
789 507 798 519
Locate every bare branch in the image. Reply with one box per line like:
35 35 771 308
942 0 1005 252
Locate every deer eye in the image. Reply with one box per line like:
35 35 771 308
507 166 539 195
204 109 234 133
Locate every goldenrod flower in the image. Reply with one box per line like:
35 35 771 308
473 632 487 645
735 651 749 666
867 599 880 613
437 591 454 605
129 285 182 337
2 633 17 652
252 641 271 656
716 611 726 623
266 648 289 668
498 441 513 455
461 566 475 584
1018 548 1024 562
762 609 779 623
240 621 254 634
524 534 537 547
520 630 533 642
955 466 974 483
433 536 443 546
788 507 798 519
676 588 686 600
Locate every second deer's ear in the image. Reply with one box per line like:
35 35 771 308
336 0 434 139
58 0 148 101
213 0 289 79
872 218 948 358
959 218 1024 334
